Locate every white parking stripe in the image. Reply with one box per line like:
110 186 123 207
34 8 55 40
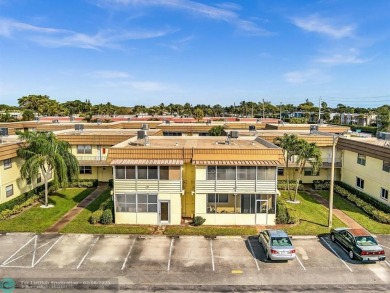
384 260 390 268
1 235 37 266
31 235 38 267
32 235 63 267
167 238 174 271
295 254 306 271
210 239 215 271
247 239 260 271
121 238 136 270
76 236 99 270
320 237 353 272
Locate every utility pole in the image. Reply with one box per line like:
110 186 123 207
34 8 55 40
328 134 338 227
262 99 265 121
318 97 321 124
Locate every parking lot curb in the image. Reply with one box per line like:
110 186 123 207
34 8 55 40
291 235 319 240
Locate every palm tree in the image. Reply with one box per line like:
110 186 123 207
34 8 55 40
274 134 299 200
17 131 79 207
208 125 225 136
293 139 322 201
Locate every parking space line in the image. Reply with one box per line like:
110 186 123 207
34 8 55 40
31 235 38 267
295 255 306 271
121 238 136 271
384 260 390 267
167 238 174 271
76 236 99 270
247 239 260 271
319 237 353 272
1 235 37 266
210 239 215 271
32 235 63 267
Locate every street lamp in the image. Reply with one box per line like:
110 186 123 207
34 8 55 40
328 134 340 227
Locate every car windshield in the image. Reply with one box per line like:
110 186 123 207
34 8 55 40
355 236 378 246
271 237 292 246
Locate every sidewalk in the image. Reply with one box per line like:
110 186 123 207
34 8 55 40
304 186 365 229
46 183 108 233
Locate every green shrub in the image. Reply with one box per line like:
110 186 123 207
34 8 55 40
192 216 206 226
89 210 104 224
0 209 12 220
312 180 330 190
276 200 300 224
68 179 98 188
100 209 113 225
277 181 304 191
336 182 390 213
108 179 113 188
334 185 390 224
0 186 45 213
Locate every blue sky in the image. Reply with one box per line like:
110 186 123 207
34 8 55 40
1 0 389 108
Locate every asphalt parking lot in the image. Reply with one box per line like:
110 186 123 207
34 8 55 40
1 233 390 291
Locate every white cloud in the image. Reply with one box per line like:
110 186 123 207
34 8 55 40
283 68 330 84
0 18 174 49
315 48 367 65
98 0 271 36
292 15 355 39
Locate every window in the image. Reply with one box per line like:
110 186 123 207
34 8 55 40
160 166 169 180
207 194 229 203
381 188 389 201
356 177 365 189
237 166 256 180
115 193 157 213
278 168 284 176
217 166 236 180
207 166 216 180
383 161 390 173
77 145 92 154
80 166 92 174
257 167 276 180
4 158 12 169
115 166 135 179
37 174 42 184
304 168 319 176
6 184 13 197
357 154 366 166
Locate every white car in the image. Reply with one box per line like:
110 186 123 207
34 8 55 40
259 229 296 261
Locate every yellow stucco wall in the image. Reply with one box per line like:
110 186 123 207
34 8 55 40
79 166 112 182
182 163 195 217
1 157 44 204
341 150 390 205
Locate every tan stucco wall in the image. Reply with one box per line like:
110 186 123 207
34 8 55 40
79 166 112 182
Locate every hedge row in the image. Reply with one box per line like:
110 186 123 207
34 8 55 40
89 196 114 225
334 185 390 224
68 179 99 188
312 180 331 190
277 181 304 191
0 184 50 213
0 195 40 220
276 200 300 224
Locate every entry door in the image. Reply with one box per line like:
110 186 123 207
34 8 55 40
159 201 170 224
255 199 268 225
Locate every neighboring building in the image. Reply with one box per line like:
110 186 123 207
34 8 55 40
337 137 390 206
340 113 377 126
0 137 44 204
108 135 284 225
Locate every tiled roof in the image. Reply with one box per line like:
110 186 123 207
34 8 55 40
192 160 282 166
110 159 184 165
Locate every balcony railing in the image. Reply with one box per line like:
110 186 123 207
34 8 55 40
114 179 182 193
76 155 108 161
195 180 277 194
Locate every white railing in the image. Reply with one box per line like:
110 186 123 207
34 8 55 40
114 179 182 193
76 156 108 161
195 180 277 193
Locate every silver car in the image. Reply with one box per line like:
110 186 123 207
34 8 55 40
259 229 296 261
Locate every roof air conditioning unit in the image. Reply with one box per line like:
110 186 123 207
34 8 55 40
249 125 256 131
0 128 8 136
230 131 239 139
310 125 318 135
141 124 149 130
75 124 84 131
137 130 146 140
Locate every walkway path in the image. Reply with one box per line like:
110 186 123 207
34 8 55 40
46 183 108 233
304 186 365 229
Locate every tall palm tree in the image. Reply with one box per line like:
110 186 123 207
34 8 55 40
293 139 322 201
274 134 299 200
17 131 79 207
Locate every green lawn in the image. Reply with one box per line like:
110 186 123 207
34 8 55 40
317 191 390 234
165 225 257 236
0 188 93 233
279 191 346 235
60 189 153 234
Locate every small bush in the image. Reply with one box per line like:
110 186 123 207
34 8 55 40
100 209 113 225
277 181 304 191
0 209 12 220
68 179 98 188
276 200 299 224
89 210 104 224
313 180 331 190
192 216 206 226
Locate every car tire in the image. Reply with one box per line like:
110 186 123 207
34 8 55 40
348 250 355 260
330 234 336 242
267 252 271 261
